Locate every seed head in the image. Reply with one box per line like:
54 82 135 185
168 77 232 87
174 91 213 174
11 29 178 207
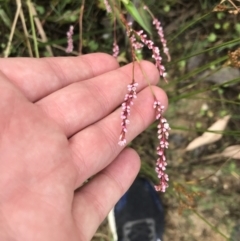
118 82 138 146
153 100 170 192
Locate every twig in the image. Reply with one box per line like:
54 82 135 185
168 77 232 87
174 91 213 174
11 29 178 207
4 0 21 57
186 155 233 185
79 0 85 54
28 34 79 55
135 56 155 97
93 232 110 241
18 0 33 57
228 0 240 10
193 210 231 240
27 0 39 58
41 1 58 26
27 0 53 56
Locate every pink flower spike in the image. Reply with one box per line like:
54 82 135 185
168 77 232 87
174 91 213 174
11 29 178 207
104 0 112 13
153 99 170 192
152 18 171 62
118 82 138 146
135 30 168 81
66 25 74 53
143 5 148 10
112 41 119 58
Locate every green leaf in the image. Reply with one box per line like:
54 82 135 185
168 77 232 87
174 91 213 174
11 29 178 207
121 1 152 35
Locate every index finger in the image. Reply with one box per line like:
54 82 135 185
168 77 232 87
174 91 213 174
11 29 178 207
0 53 119 102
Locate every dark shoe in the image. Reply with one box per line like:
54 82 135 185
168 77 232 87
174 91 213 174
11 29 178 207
111 177 164 241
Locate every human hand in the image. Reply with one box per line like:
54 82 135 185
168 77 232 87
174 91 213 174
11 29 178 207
0 53 167 241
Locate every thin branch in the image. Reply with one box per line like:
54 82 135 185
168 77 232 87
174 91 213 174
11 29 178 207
28 0 53 56
193 210 231 240
186 155 234 185
93 233 110 241
4 0 21 57
228 0 240 10
18 0 33 57
27 0 39 57
79 0 85 54
28 34 79 55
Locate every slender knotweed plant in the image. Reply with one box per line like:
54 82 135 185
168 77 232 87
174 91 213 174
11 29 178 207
66 0 171 192
104 0 171 192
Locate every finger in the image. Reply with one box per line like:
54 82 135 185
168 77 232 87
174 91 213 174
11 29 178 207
36 61 160 137
69 85 168 188
0 53 119 102
72 148 140 241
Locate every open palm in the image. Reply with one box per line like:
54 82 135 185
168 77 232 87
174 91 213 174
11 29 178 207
0 53 167 241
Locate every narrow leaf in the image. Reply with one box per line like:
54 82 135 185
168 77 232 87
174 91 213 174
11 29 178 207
122 1 152 35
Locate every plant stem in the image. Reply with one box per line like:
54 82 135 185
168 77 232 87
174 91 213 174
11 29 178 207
27 0 39 58
193 210 231 240
4 0 21 57
79 0 85 54
19 0 33 57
